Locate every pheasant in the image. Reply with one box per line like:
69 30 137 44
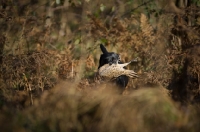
98 59 138 79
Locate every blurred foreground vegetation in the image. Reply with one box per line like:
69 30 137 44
0 0 200 131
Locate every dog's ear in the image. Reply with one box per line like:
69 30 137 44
100 44 108 54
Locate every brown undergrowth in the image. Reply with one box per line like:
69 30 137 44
0 81 188 132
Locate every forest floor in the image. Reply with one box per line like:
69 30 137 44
0 1 200 131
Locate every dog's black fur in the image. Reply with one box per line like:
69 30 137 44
98 44 129 88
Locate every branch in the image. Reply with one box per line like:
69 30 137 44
122 0 154 17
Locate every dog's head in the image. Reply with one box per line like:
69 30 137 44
98 44 120 69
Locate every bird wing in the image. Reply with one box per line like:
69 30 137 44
99 63 138 79
123 70 138 78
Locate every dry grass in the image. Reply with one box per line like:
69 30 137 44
0 82 199 132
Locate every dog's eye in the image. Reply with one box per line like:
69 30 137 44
112 57 115 61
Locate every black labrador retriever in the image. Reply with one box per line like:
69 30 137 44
98 44 129 88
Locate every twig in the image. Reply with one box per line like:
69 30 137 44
122 0 154 17
198 73 200 91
